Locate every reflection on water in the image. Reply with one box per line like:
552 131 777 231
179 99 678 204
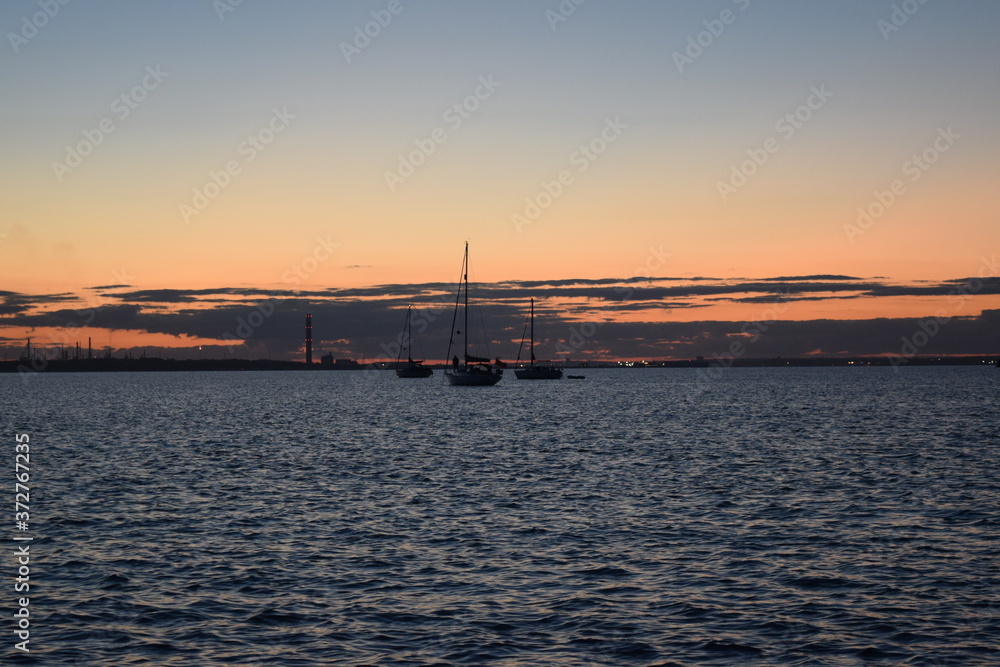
3 367 999 665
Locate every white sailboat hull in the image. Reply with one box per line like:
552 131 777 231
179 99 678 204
395 305 434 379
395 365 433 378
514 298 561 380
444 243 503 386
444 368 503 386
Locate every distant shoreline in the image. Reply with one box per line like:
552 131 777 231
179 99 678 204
2 356 997 374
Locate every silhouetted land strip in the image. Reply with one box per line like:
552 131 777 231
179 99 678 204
3 358 315 373
2 356 997 373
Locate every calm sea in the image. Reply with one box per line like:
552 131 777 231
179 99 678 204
3 367 999 666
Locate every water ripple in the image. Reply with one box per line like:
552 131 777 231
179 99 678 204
2 367 998 665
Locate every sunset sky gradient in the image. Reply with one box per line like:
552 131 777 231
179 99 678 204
2 0 998 361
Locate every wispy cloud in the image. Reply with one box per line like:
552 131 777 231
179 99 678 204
2 275 998 360
0 291 80 316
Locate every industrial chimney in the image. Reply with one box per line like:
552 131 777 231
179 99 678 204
305 314 313 365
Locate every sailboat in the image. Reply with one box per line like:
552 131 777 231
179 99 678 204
395 305 433 378
514 298 563 380
444 243 503 386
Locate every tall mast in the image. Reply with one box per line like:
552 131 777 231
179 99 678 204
397 306 409 367
445 246 464 369
463 242 469 366
530 298 535 367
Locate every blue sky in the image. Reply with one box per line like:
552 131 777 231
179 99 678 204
2 0 999 359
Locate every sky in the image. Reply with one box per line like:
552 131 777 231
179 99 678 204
2 0 999 362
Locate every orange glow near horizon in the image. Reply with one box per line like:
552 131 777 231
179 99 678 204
5 289 998 362
2 3 998 361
